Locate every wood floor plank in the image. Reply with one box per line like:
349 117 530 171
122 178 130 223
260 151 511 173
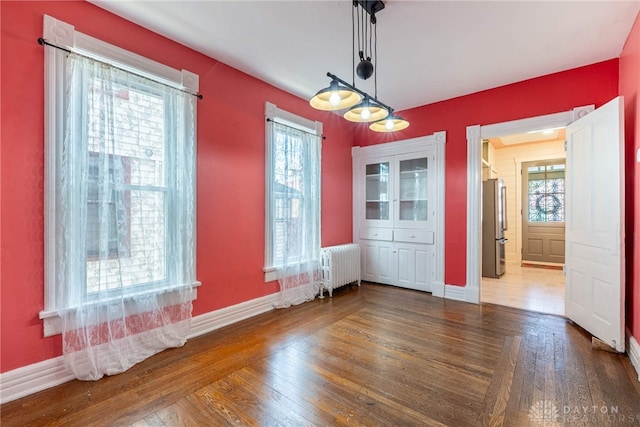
502 334 531 426
474 335 522 427
1 283 639 427
286 326 485 425
352 309 503 379
154 398 222 427
247 353 369 427
315 315 491 408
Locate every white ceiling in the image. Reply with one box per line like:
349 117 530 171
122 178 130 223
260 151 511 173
90 0 640 112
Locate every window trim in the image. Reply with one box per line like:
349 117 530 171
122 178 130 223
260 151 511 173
42 15 199 94
264 102 322 282
40 15 201 336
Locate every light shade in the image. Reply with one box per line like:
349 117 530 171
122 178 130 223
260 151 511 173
343 98 389 123
369 114 410 132
309 80 361 111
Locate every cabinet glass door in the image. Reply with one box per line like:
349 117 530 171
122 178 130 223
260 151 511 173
365 162 390 220
398 157 428 222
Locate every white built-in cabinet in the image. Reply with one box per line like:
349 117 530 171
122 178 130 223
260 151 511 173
352 133 445 293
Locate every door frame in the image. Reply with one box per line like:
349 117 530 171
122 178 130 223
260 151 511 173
463 105 594 304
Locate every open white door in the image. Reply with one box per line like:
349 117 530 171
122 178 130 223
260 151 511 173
565 97 625 352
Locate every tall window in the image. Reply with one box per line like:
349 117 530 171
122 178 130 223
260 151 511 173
265 103 322 307
41 16 199 380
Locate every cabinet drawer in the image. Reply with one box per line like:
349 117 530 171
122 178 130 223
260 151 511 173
360 227 393 241
394 229 434 244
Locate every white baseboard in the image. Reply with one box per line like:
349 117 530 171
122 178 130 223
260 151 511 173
432 281 445 298
444 284 467 302
627 331 640 382
465 285 480 304
433 283 478 304
0 292 279 404
0 356 74 405
187 292 278 339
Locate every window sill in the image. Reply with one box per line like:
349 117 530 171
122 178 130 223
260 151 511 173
264 267 278 283
264 258 321 283
39 281 201 337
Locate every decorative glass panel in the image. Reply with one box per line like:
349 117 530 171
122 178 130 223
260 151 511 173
398 157 428 222
365 162 389 220
527 163 565 222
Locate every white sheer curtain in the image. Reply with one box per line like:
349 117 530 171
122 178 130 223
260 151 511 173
54 53 196 380
270 122 322 308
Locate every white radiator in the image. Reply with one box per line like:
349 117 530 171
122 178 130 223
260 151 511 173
320 244 361 297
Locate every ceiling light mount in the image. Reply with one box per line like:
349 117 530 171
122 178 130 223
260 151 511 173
356 0 385 19
309 1 409 132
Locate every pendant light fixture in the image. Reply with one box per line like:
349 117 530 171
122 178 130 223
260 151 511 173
309 1 409 132
344 97 389 123
309 78 361 111
369 113 410 132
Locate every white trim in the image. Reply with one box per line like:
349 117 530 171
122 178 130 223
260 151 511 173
265 101 321 134
40 283 201 337
352 146 361 245
433 131 446 296
479 110 582 139
444 284 467 302
627 331 640 382
43 15 199 93
466 125 482 303
187 292 279 339
439 284 478 304
0 292 280 403
465 283 480 303
353 134 435 158
432 281 445 298
0 356 73 405
263 267 278 283
465 105 594 305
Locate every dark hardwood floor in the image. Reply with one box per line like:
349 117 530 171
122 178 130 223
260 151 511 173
2 283 640 426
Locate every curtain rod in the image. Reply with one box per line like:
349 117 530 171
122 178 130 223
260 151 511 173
37 37 203 100
266 118 326 140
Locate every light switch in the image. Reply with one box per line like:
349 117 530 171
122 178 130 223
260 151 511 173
637 148 640 163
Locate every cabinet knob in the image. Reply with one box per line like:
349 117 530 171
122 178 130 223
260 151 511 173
410 234 415 238
373 233 378 237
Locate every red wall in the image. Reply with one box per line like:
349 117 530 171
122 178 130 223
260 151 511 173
0 1 354 373
620 12 640 340
1 0 636 376
354 60 620 287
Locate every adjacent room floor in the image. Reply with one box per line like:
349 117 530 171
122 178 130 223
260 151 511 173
482 263 565 316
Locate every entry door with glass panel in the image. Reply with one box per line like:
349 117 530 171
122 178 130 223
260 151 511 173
522 159 566 263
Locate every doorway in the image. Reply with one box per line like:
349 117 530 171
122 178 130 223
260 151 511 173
479 133 566 315
465 105 593 306
467 99 625 351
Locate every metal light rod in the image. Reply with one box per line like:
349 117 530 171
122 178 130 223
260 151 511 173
326 72 394 114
